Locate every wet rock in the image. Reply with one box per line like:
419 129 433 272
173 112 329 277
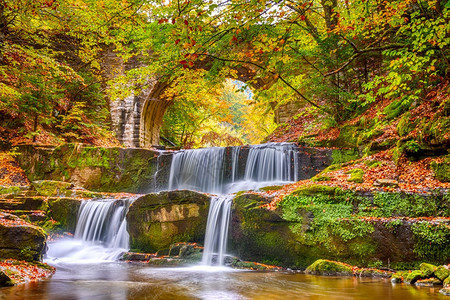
127 190 210 253
415 278 442 287
440 288 450 296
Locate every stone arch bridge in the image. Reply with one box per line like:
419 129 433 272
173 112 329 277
103 51 299 148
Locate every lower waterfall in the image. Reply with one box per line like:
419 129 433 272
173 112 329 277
46 198 133 263
201 195 233 266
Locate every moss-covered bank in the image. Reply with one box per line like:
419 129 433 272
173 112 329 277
230 187 449 269
16 144 172 193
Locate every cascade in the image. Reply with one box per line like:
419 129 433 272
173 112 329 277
46 198 134 262
201 195 233 266
168 143 300 266
168 142 300 194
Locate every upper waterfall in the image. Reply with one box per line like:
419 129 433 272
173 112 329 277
168 142 300 194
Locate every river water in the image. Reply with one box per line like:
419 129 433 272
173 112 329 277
0 262 446 300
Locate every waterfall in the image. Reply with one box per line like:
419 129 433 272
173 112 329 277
168 142 300 194
169 147 226 194
74 199 131 249
201 195 233 266
46 198 134 263
166 143 300 266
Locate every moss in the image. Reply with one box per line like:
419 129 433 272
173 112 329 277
305 259 353 276
383 97 414 119
397 112 416 137
430 159 450 182
444 276 450 287
435 266 450 281
292 184 343 197
31 180 74 197
346 168 364 183
259 185 283 191
331 148 359 164
311 175 331 182
419 263 437 277
0 186 23 195
391 271 409 283
363 160 383 168
405 270 427 284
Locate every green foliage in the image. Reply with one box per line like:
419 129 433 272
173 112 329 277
358 192 448 218
411 222 450 262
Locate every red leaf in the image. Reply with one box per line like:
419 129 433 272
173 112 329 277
184 20 189 25
175 39 181 45
179 60 187 65
172 19 176 24
300 15 306 21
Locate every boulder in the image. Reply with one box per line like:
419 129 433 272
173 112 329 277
127 190 210 252
435 266 450 281
47 197 82 233
0 212 46 261
405 270 427 284
305 259 353 276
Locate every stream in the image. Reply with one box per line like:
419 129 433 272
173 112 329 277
0 262 446 299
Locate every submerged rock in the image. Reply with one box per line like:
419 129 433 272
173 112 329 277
127 190 210 253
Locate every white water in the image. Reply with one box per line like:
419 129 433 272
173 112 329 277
46 198 133 263
168 143 301 266
201 195 233 266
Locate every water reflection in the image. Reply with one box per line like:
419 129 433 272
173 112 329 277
0 263 447 300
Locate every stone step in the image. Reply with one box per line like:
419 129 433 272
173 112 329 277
0 209 47 222
0 197 45 210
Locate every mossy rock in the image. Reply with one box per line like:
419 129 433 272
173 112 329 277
0 216 47 261
0 186 24 195
431 160 450 182
391 271 409 283
419 262 437 277
405 270 427 284
47 198 82 233
305 259 353 276
291 184 342 197
16 144 169 193
435 266 450 281
230 193 301 267
331 148 359 164
0 270 15 286
346 168 364 183
444 276 450 288
127 190 210 253
31 180 74 197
